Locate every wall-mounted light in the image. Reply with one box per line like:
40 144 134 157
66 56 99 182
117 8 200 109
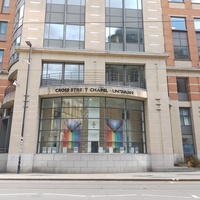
13 80 19 86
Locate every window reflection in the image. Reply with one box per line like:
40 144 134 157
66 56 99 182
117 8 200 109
66 25 84 41
171 17 186 30
38 97 146 154
106 0 144 51
45 24 64 39
106 27 123 43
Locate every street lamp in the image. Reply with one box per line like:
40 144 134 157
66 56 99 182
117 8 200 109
17 41 32 174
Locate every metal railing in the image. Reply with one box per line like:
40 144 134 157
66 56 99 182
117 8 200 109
41 72 146 89
4 85 16 96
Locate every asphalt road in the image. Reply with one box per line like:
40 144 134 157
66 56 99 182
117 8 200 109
0 180 200 200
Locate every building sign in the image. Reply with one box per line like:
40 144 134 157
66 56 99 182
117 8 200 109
53 86 147 98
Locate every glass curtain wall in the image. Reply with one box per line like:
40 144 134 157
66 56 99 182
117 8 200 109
44 0 85 49
9 0 24 66
38 97 146 154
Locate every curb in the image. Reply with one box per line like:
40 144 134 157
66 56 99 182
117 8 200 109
0 178 200 181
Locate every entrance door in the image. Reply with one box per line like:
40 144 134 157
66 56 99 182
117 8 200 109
91 141 98 153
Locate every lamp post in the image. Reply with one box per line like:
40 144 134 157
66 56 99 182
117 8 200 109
17 41 32 174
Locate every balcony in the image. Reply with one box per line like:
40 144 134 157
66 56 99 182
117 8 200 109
41 72 146 89
2 85 16 108
4 85 16 96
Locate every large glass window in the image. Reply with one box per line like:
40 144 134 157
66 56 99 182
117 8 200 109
41 62 84 86
0 22 7 41
194 19 200 60
106 64 145 88
179 108 194 155
44 0 85 49
38 97 146 154
106 0 144 52
170 17 189 60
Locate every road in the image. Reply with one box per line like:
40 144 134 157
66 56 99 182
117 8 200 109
0 180 200 200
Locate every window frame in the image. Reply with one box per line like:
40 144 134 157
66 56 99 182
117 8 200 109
179 107 194 155
105 0 144 52
105 64 145 88
176 77 189 101
44 0 85 49
170 17 190 60
1 0 10 13
0 21 7 41
41 62 84 86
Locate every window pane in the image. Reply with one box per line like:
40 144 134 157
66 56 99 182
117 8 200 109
127 100 143 111
106 98 125 108
174 46 189 60
171 17 186 30
182 135 194 155
177 78 187 93
43 63 63 85
0 22 7 34
47 0 65 4
42 98 62 109
125 0 142 9
180 108 191 125
192 0 200 3
169 0 183 2
194 19 200 31
3 0 10 7
106 0 122 8
65 64 83 81
66 25 84 41
106 27 123 43
0 50 4 68
126 28 140 43
45 24 64 39
68 0 85 5
106 65 123 85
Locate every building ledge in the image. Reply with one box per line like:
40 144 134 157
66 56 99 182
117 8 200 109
17 46 169 59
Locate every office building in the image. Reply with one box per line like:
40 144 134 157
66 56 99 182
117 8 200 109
0 0 199 173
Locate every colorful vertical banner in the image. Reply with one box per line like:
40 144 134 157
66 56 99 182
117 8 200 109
106 119 123 148
63 119 81 148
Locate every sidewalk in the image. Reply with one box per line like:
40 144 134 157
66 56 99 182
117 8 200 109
0 170 200 181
